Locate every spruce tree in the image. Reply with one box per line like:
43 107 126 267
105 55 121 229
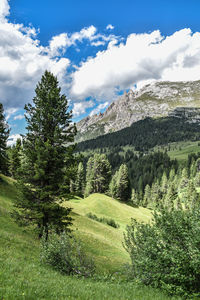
131 188 139 207
143 184 151 207
75 162 85 196
115 164 131 202
13 71 76 239
186 181 199 209
164 184 178 211
85 154 111 196
109 169 118 198
0 103 10 174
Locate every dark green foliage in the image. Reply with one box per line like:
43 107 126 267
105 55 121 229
85 154 111 196
86 212 120 228
40 231 95 277
124 208 200 296
13 71 76 239
77 117 200 152
109 164 131 201
0 103 9 174
81 150 178 196
75 162 85 196
131 189 139 207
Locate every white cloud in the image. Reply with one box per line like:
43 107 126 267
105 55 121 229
106 24 114 30
7 134 22 146
71 28 200 100
5 108 18 120
73 100 94 117
48 26 98 56
0 0 10 22
48 25 119 55
0 1 70 109
13 114 24 120
90 102 109 116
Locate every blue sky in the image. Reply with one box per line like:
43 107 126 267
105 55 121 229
1 0 200 144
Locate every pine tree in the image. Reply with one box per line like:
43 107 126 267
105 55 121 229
75 162 85 196
161 172 168 194
143 184 151 207
169 168 175 183
0 103 10 174
151 181 161 207
109 169 118 198
115 164 131 202
180 168 188 188
13 71 76 240
186 181 199 209
164 184 178 211
85 154 111 196
131 188 139 207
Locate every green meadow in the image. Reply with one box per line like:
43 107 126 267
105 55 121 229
0 175 179 299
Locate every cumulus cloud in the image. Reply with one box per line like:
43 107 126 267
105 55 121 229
48 25 119 55
48 26 97 56
0 0 71 110
0 0 10 22
73 100 94 117
71 28 200 100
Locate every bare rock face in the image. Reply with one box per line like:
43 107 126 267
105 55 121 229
76 80 200 142
169 107 200 123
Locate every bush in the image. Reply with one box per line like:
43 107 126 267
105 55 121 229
86 212 120 228
40 231 95 277
124 208 200 297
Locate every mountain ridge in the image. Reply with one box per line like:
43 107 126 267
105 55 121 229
76 80 200 142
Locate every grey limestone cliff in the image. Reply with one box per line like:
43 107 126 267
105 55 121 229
76 80 200 142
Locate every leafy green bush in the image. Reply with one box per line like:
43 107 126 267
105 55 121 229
86 212 120 228
40 231 95 277
124 208 200 297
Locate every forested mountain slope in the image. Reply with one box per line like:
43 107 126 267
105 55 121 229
76 80 200 142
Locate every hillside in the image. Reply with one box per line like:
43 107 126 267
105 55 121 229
0 175 175 300
76 80 200 142
66 194 151 272
77 117 200 153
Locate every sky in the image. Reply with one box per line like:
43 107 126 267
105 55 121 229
1 0 200 144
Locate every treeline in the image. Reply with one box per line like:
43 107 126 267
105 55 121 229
77 117 200 152
80 150 179 196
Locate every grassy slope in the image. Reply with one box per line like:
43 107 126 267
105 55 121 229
66 194 151 272
154 141 200 161
0 175 178 300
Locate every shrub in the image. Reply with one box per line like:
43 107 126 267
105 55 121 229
40 231 95 277
124 208 200 297
86 212 120 228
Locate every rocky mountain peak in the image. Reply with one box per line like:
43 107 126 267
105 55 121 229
76 80 200 142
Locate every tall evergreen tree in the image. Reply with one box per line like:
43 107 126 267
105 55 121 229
115 164 131 202
131 188 139 207
164 184 178 211
13 71 76 240
143 184 151 207
85 154 111 196
109 169 118 198
0 103 10 174
75 162 85 196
